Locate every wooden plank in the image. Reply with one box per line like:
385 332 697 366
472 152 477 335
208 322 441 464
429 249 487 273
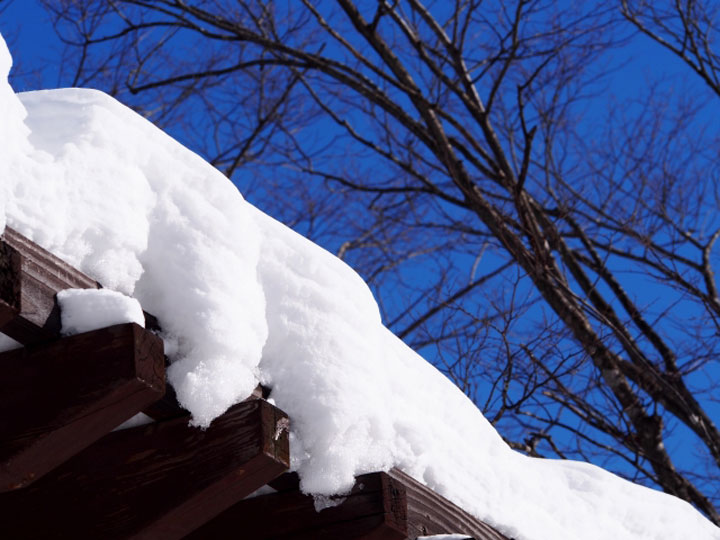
0 399 290 540
0 236 21 329
388 469 511 540
0 227 101 343
190 468 511 540
0 227 172 421
0 323 165 491
188 470 407 540
0 227 161 343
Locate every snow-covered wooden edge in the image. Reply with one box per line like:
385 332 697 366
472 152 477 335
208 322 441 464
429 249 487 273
0 227 509 540
0 226 100 342
0 228 292 538
0 226 162 343
0 226 183 422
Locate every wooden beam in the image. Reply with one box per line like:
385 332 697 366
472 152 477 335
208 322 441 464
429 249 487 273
0 236 20 329
0 227 161 343
0 227 100 343
189 468 510 540
0 227 176 420
188 470 407 540
388 469 510 540
0 323 165 491
0 399 290 540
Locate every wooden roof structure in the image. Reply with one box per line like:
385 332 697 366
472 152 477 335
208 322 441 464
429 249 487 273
0 227 511 539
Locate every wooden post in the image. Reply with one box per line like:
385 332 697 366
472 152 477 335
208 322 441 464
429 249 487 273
0 323 165 491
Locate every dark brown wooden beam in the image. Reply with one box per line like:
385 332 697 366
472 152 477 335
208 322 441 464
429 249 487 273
0 227 100 343
388 469 511 540
188 470 407 540
0 227 176 420
0 398 290 540
0 227 161 342
189 468 510 540
0 323 165 491
0 236 21 329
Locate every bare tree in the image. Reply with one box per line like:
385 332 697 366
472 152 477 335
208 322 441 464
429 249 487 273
30 0 720 522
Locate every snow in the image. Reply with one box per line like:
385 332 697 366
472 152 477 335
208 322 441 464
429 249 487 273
2 36 267 426
0 33 718 540
0 332 21 353
113 412 154 431
312 493 347 512
245 484 278 499
0 33 31 233
57 288 145 335
417 536 473 540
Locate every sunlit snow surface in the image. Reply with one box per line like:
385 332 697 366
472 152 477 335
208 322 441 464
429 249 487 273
57 288 145 335
1 34 718 540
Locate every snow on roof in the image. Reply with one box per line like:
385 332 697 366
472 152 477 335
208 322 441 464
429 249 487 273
1 33 718 540
57 288 145 335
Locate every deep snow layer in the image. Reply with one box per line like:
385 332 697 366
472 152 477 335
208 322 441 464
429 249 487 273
1 34 718 540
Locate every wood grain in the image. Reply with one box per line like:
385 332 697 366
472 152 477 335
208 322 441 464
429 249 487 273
0 323 165 491
0 227 100 343
388 469 512 540
0 399 290 539
188 470 407 540
0 227 175 421
0 227 161 341
190 468 511 540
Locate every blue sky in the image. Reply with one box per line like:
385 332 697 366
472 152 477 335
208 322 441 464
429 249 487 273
1 0 62 89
